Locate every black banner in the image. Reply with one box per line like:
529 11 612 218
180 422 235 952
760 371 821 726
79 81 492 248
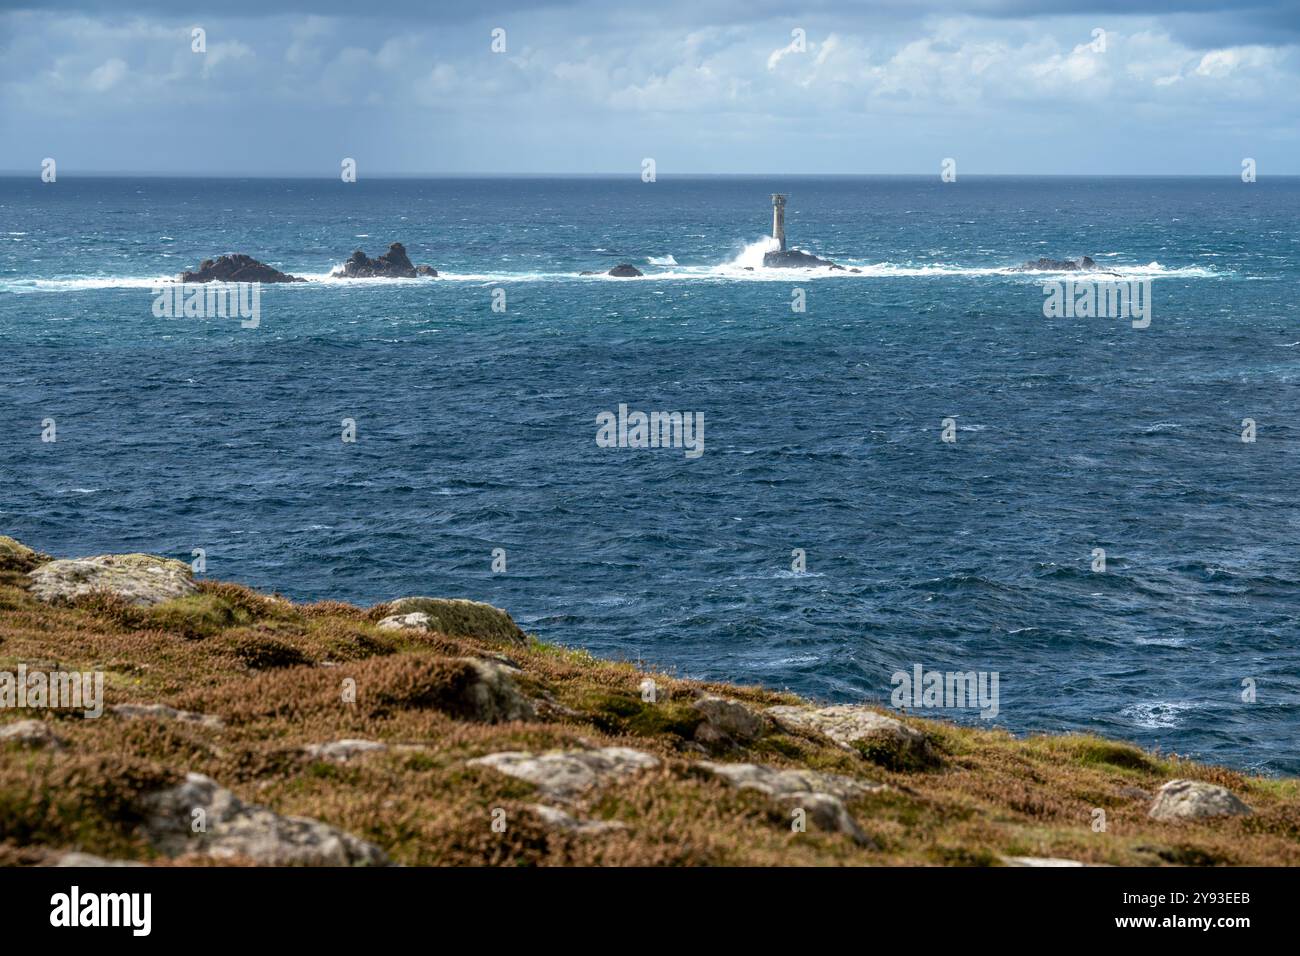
0 865 1275 941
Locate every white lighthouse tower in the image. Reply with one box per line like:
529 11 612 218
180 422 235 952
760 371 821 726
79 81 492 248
771 193 787 251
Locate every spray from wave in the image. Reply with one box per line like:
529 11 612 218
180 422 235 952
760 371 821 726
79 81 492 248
0 242 1224 292
728 236 780 269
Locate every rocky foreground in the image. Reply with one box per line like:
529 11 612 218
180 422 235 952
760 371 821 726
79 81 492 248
1 534 1296 867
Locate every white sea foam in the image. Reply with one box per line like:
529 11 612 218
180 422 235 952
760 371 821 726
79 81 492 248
0 245 1225 292
1121 700 1195 729
3 276 178 292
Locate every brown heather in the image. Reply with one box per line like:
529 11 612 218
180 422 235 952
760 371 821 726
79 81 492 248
1 566 1298 866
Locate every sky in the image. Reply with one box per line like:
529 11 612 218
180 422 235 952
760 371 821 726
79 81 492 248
1 0 1298 175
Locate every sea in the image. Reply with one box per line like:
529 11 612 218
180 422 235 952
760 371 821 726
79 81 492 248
2 174 1297 774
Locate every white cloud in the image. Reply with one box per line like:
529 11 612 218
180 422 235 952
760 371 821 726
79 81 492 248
203 40 254 74
1194 46 1277 78
1 8 1297 171
86 57 126 91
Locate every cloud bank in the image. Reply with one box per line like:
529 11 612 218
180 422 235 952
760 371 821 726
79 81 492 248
1 0 1296 173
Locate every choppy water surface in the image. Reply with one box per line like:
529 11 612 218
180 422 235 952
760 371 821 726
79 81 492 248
2 175 1297 773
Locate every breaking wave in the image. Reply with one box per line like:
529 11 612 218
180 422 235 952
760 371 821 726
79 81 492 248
0 243 1225 292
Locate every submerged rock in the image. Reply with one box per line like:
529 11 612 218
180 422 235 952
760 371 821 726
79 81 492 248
468 746 660 801
179 254 304 283
1013 255 1098 272
333 242 436 278
142 772 388 865
1148 780 1253 822
28 553 198 607
377 597 528 645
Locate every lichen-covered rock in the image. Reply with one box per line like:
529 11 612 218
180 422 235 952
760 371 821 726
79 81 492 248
468 747 660 801
767 704 931 764
528 804 628 835
692 696 768 747
303 739 388 762
377 597 527 645
695 761 882 802
1002 856 1089 867
695 761 881 845
112 703 224 728
28 553 198 607
142 772 387 865
376 612 431 631
52 852 146 867
1148 780 1253 822
456 658 536 722
0 719 66 750
0 535 48 573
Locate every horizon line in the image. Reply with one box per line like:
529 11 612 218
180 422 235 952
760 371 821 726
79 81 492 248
2 171 1297 180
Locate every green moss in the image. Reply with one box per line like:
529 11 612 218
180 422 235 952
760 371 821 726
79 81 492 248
753 734 810 760
305 762 344 781
0 536 48 574
142 593 250 639
1065 738 1161 774
583 690 703 741
853 734 938 773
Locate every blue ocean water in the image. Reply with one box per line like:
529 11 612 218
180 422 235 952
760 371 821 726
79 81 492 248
2 175 1297 773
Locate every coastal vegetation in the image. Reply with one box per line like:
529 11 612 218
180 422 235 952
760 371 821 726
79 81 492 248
1 535 1295 867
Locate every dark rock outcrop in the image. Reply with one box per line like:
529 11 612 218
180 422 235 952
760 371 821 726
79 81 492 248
762 248 838 269
580 264 643 277
1013 256 1098 272
333 242 436 278
179 254 304 284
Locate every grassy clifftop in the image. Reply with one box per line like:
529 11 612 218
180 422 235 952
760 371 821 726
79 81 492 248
1 536 1297 866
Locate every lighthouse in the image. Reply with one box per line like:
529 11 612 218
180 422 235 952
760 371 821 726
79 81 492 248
762 192 839 269
771 193 787 251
